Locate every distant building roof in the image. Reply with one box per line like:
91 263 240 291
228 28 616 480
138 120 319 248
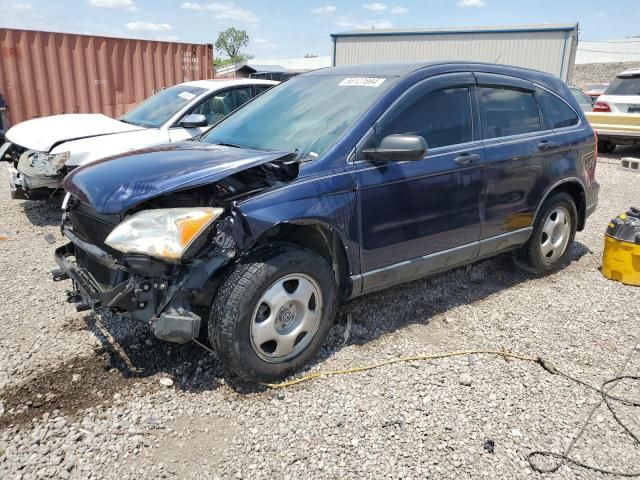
331 23 578 37
214 62 256 77
249 64 287 73
248 56 331 72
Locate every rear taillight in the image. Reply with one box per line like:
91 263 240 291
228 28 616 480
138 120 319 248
594 102 612 112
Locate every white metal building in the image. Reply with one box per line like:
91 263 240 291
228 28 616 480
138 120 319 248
576 39 640 64
331 23 579 83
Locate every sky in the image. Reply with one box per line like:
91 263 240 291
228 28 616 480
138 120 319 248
1 0 640 59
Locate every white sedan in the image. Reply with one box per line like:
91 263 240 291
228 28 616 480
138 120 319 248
2 78 277 199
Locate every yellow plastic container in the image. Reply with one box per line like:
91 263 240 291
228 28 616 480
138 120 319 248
601 210 640 286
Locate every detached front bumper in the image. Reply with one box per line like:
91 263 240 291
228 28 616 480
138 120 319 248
9 166 62 199
53 238 212 344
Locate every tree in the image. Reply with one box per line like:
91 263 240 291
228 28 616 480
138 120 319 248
304 54 318 58
215 27 249 63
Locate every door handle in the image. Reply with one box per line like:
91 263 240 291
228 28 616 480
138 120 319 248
538 140 559 151
454 153 480 165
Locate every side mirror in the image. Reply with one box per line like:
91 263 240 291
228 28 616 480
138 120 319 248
362 134 427 162
180 113 208 129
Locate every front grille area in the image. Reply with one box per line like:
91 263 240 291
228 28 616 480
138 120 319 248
75 248 127 292
68 203 127 291
70 209 114 249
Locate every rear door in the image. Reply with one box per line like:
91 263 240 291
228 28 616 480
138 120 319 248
356 73 485 287
476 73 548 247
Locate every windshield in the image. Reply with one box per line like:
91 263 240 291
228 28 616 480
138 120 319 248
605 76 640 96
202 74 398 159
120 84 206 128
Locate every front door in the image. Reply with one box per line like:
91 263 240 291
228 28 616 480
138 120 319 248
356 73 485 291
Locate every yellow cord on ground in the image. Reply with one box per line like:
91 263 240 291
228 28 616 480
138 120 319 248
261 349 544 389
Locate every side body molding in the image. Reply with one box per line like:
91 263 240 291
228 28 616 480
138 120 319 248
350 227 532 297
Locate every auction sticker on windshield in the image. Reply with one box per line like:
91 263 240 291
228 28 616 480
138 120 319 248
178 91 197 100
339 77 386 87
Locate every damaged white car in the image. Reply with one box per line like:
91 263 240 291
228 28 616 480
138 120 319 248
1 78 277 199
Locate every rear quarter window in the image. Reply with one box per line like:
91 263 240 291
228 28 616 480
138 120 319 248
606 76 640 95
479 87 541 139
537 89 580 129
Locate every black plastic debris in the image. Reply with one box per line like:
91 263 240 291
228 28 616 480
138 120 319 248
484 439 495 454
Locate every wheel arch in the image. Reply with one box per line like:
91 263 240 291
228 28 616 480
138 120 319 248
534 178 587 231
253 221 353 301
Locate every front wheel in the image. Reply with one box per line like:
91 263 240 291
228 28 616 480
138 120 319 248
210 243 338 382
515 193 577 275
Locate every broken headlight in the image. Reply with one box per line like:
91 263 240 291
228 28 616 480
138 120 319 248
29 151 70 176
105 208 224 261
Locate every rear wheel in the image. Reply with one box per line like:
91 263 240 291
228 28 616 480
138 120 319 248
515 192 577 275
210 243 337 382
597 139 616 154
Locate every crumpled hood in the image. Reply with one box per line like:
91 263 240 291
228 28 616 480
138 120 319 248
63 142 292 215
6 114 143 152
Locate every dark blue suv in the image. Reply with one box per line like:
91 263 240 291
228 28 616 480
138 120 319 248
54 62 599 381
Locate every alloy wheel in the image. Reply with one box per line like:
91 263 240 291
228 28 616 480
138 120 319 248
250 273 323 363
540 206 572 263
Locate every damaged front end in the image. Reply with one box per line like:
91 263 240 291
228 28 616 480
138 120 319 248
54 203 238 344
52 143 299 344
7 146 69 199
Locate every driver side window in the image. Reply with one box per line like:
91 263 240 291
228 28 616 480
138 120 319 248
376 87 473 150
191 87 253 126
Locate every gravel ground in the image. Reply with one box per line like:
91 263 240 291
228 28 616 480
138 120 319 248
573 62 640 87
1 150 639 480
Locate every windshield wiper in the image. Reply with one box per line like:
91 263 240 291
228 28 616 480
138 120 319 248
216 142 245 149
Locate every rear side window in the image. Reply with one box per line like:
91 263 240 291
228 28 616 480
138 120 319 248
606 76 640 95
377 87 473 149
537 89 580 129
479 87 541 139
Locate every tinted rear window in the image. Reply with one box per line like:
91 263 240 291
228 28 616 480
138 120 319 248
606 76 640 95
479 87 541 139
538 89 580 129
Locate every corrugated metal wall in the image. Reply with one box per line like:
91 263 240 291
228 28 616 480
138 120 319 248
334 30 577 82
0 28 214 127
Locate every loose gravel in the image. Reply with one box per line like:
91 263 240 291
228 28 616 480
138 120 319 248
1 151 639 479
573 62 640 87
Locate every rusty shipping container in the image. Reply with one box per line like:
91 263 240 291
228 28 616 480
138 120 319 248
0 28 214 128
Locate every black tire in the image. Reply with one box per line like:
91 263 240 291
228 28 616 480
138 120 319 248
514 192 577 275
210 242 338 382
597 139 616 154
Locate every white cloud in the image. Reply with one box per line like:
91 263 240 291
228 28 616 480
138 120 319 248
594 12 605 18
310 5 336 15
390 6 408 14
88 0 140 11
181 2 260 23
457 0 487 7
363 2 387 11
0 2 33 10
252 37 277 49
335 16 353 28
335 16 393 29
125 21 172 31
